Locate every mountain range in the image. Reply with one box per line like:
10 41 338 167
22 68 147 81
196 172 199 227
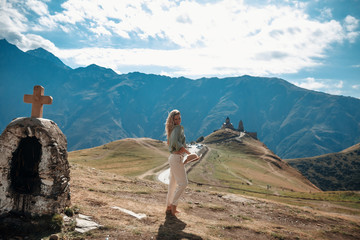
1 39 360 159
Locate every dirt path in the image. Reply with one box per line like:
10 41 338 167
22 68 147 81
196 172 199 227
135 138 170 180
155 145 208 184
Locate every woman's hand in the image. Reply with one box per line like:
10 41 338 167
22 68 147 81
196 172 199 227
183 153 200 165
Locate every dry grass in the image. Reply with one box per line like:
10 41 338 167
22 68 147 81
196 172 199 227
56 135 360 239
188 144 319 195
68 138 169 177
53 163 360 240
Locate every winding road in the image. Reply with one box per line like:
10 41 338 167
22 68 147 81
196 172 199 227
158 144 206 184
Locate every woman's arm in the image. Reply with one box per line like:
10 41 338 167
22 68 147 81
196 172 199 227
175 147 191 155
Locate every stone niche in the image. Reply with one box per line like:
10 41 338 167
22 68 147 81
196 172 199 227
0 117 70 217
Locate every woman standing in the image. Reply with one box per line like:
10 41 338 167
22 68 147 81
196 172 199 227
165 109 198 216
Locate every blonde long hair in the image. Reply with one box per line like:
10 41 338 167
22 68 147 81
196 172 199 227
165 109 181 141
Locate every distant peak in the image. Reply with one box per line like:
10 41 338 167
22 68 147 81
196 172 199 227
75 64 118 76
82 64 107 71
27 47 54 57
86 64 103 69
0 39 19 50
29 47 49 54
27 47 70 69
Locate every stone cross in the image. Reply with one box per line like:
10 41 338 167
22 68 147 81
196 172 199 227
24 85 53 118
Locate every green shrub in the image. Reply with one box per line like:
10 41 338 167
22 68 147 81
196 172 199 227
50 214 63 232
64 207 74 217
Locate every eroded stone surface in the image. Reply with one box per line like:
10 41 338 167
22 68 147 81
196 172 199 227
0 117 70 217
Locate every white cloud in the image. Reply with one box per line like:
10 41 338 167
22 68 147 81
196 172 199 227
0 0 28 38
26 0 49 16
335 80 344 89
296 77 326 90
1 0 360 79
21 33 57 50
343 15 359 43
0 1 58 52
292 77 345 96
90 26 112 36
320 7 332 19
49 0 348 77
54 2 344 77
352 84 360 90
344 15 359 32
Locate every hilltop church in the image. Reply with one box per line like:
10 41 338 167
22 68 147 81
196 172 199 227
220 117 257 139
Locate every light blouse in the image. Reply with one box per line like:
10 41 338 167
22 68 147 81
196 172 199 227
168 125 186 153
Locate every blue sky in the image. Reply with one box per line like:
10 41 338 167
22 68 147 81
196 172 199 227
1 0 359 98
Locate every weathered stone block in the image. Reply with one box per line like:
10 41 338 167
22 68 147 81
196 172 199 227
0 117 70 217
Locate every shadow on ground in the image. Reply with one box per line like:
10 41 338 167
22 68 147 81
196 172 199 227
156 213 203 240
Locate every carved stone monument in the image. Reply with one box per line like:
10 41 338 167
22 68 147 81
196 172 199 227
0 86 70 218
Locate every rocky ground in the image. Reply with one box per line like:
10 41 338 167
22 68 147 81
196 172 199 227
52 163 360 240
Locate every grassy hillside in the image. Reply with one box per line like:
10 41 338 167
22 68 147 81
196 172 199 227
68 138 169 177
69 130 320 194
287 143 360 191
54 134 360 240
192 129 320 194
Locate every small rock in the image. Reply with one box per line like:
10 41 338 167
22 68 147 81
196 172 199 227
75 215 102 233
49 234 59 240
75 219 101 233
111 206 146 219
78 214 93 220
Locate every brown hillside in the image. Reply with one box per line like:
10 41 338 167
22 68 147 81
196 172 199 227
287 142 360 191
198 129 320 193
46 135 360 240
341 142 360 153
69 138 169 177
35 163 360 240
